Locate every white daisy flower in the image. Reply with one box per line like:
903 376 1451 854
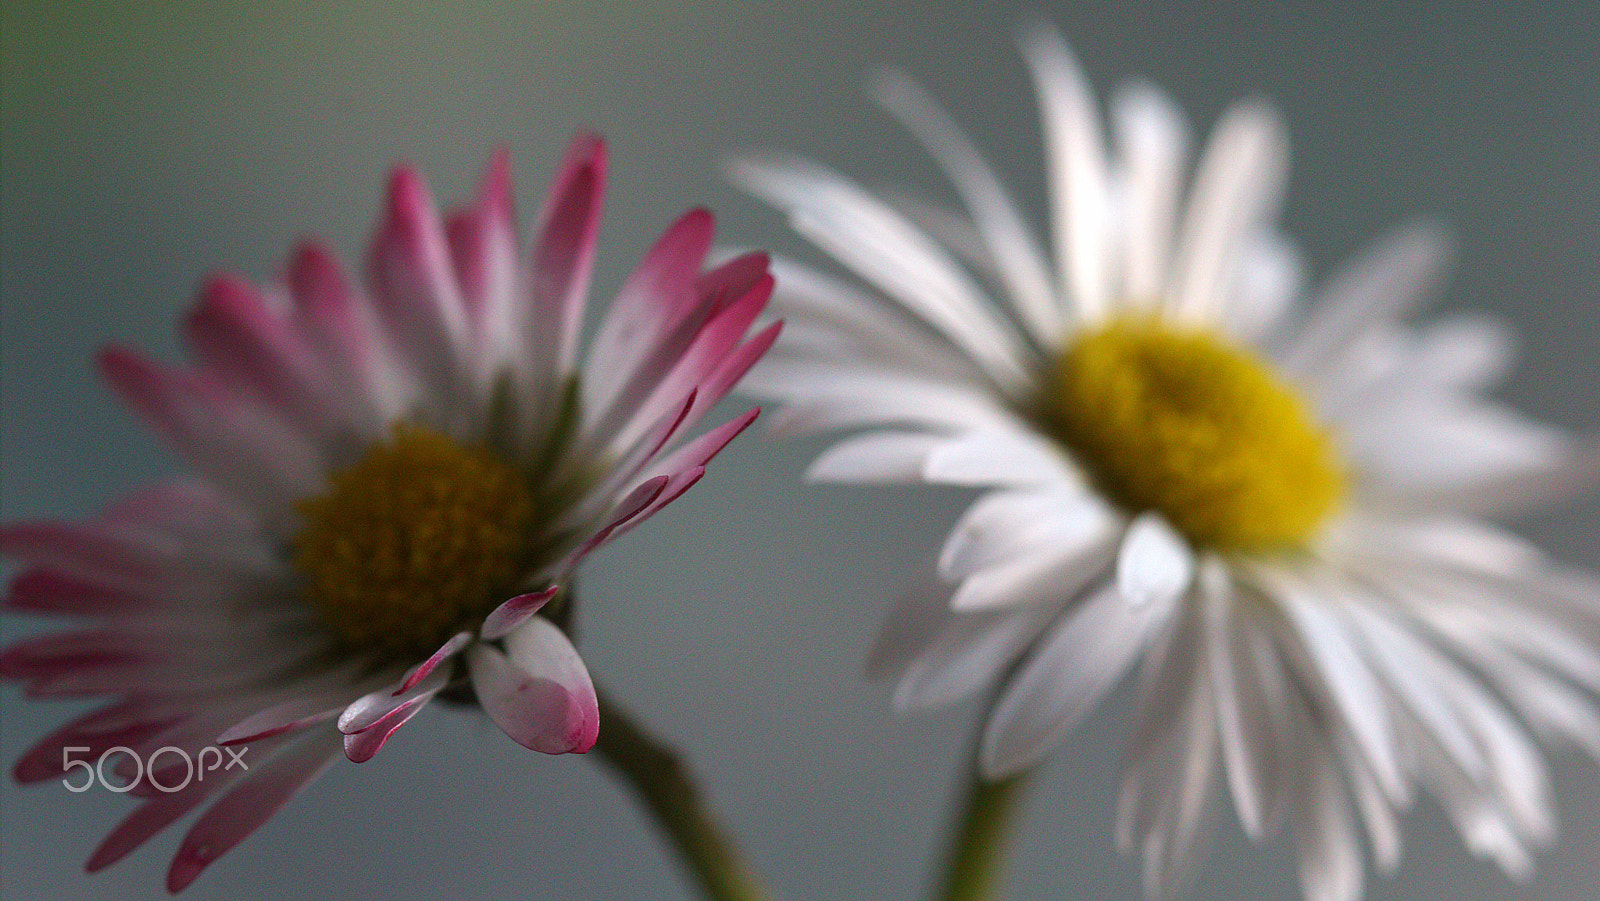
732 24 1599 901
2 136 777 891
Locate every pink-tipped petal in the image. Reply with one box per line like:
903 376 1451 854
12 701 181 784
0 520 164 594
694 250 771 309
395 630 475 694
99 348 323 507
686 320 781 423
480 587 559 641
649 408 761 480
183 274 333 435
446 150 519 335
528 133 607 378
587 207 716 405
561 476 670 571
285 240 390 428
87 773 233 873
337 667 450 736
216 696 348 746
600 466 706 548
166 731 342 893
0 629 146 680
467 619 598 754
610 275 775 447
4 568 143 615
368 164 470 402
341 690 437 763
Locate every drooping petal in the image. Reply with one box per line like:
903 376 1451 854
467 618 598 754
166 730 342 892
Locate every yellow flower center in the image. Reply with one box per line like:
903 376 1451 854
293 424 538 659
1037 317 1344 553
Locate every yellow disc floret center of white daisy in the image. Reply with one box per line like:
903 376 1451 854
293 424 536 658
1040 316 1344 553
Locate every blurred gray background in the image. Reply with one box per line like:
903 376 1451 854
3 1 1596 899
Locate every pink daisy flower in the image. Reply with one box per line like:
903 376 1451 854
2 135 776 892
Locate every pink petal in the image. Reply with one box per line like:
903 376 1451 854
694 250 771 310
0 520 164 593
98 479 252 535
99 348 322 506
0 628 147 679
395 630 475 693
87 771 237 873
560 476 670 571
446 149 517 319
337 667 449 735
341 689 437 763
367 164 470 403
683 319 780 425
467 619 598 754
527 133 606 378
587 207 716 404
183 274 333 435
285 240 389 429
5 568 144 615
12 701 182 784
598 466 705 548
647 408 761 480
609 276 775 447
480 588 559 641
166 730 342 892
216 696 349 746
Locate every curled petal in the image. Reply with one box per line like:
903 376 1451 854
467 618 597 754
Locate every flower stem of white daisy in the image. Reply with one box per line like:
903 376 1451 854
933 767 1033 901
594 686 775 901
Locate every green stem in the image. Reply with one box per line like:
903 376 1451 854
933 765 1033 901
593 687 774 901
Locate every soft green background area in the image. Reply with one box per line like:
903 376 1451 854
3 1 1596 899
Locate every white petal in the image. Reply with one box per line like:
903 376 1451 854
1344 400 1568 496
1344 752 1403 874
730 156 1030 386
1110 77 1189 303
895 604 1060 712
1268 573 1405 802
762 371 1013 438
806 431 947 483
1343 603 1487 778
1020 22 1111 321
1223 231 1303 343
871 68 1063 342
760 258 981 381
939 486 1115 582
949 539 1110 613
1117 513 1195 608
982 584 1173 775
1279 221 1452 382
1203 571 1290 841
1167 99 1288 325
922 427 1075 487
1290 739 1364 901
866 573 958 682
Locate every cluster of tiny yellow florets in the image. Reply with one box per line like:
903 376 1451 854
1039 316 1344 554
293 424 537 659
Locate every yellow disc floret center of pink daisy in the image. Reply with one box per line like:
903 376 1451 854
293 424 537 658
1040 316 1344 554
